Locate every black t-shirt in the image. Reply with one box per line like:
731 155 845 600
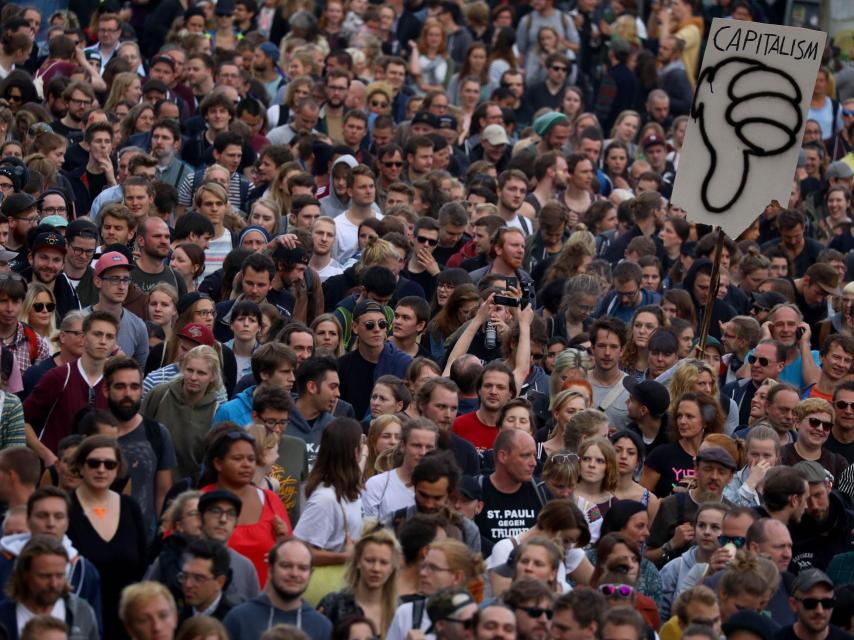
626 417 669 456
401 268 437 302
337 349 377 419
475 474 544 547
434 240 465 268
775 625 853 640
644 441 695 498
825 432 854 465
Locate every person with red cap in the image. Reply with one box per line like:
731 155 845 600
88 251 149 367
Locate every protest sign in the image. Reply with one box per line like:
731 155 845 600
670 19 826 238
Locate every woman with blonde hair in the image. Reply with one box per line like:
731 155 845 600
408 18 449 93
248 198 283 236
607 110 641 157
246 423 282 494
541 390 590 462
549 349 593 398
543 241 595 286
668 358 738 434
19 282 57 339
105 72 142 111
364 414 403 480
318 523 401 636
147 283 179 343
311 314 344 357
574 436 620 543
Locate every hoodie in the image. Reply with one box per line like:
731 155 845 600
0 533 102 628
319 155 359 218
659 546 709 620
286 404 336 468
214 384 256 426
681 257 735 340
223 594 332 640
0 593 99 640
790 490 854 572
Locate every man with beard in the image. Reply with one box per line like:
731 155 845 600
478 125 512 173
647 447 736 566
4 193 39 271
403 136 434 184
526 152 568 214
130 218 187 295
251 42 285 103
790 461 854 572
223 538 332 639
496 170 534 237
777 570 848 640
453 362 515 453
104 356 176 541
469 228 534 296
0 536 99 639
51 81 95 143
24 229 81 319
503 578 555 640
388 450 482 552
319 69 350 144
765 303 821 391
151 119 192 190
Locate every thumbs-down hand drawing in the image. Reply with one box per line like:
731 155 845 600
691 56 803 214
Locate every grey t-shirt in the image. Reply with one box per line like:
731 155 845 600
590 373 630 430
118 419 177 540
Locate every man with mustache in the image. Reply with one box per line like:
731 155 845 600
104 355 176 542
647 447 736 567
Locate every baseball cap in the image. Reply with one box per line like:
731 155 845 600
751 290 788 312
412 111 440 128
94 251 131 278
177 292 210 316
142 79 169 96
0 248 17 263
178 322 215 347
214 0 234 15
426 589 476 633
792 568 834 594
66 219 99 242
695 446 737 471
622 378 670 417
805 262 841 296
1 193 36 218
456 476 483 502
353 299 385 319
641 133 666 149
794 460 834 484
533 112 569 137
721 610 778 640
482 124 509 146
259 42 280 63
692 335 724 355
198 489 242 516
150 55 176 71
30 231 66 254
40 215 68 229
827 161 854 180
437 115 458 130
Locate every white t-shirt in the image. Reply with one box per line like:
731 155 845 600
362 469 414 521
17 598 66 633
316 259 345 282
334 211 384 263
204 230 232 278
386 601 431 640
293 484 363 552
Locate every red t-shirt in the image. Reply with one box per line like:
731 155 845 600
452 411 498 452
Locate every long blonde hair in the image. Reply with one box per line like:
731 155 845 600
20 282 57 339
105 72 140 111
344 523 401 636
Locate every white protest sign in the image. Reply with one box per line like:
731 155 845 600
670 19 826 238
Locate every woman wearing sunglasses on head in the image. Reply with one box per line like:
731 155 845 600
779 398 848 480
66 435 148 640
596 569 660 631
19 282 57 340
591 534 660 630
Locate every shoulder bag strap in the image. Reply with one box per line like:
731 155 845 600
597 374 626 412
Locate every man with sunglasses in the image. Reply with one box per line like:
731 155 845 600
23 229 81 320
827 382 854 464
376 144 405 195
402 217 441 299
502 578 554 640
779 399 848 481
779 569 848 640
790 461 854 573
723 339 786 427
337 299 412 419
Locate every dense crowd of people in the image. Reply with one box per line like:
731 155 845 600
0 0 852 639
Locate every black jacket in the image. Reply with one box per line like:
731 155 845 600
790 490 854 572
681 257 735 340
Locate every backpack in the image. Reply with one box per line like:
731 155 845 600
22 323 39 364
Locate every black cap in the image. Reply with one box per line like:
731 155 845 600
353 299 385 319
437 115 458 130
792 568 834 594
721 610 778 640
456 476 482 501
1 193 36 218
198 489 242 516
215 0 235 14
412 111 440 128
66 218 99 242
30 231 66 254
142 79 169 95
177 291 208 316
149 55 176 70
622 378 670 417
751 291 788 312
